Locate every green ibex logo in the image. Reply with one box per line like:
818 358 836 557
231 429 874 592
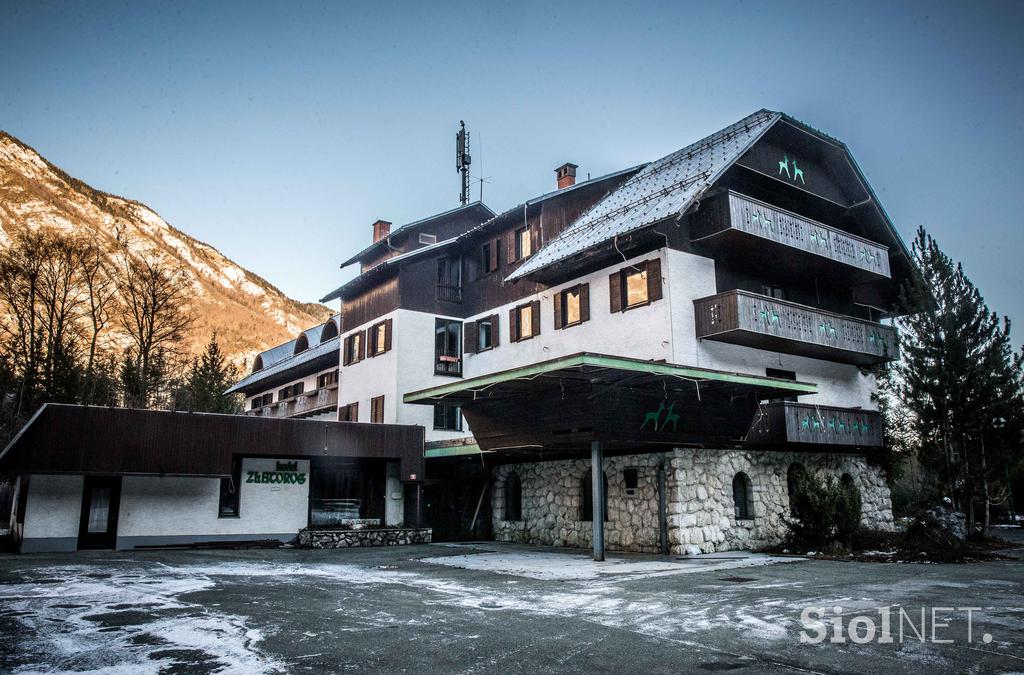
778 155 806 185
640 402 680 432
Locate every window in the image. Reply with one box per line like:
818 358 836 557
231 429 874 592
609 259 662 312
766 368 798 403
367 319 393 357
504 472 522 521
419 233 437 245
554 284 590 329
433 403 463 431
370 395 385 424
623 468 639 490
787 463 807 517
435 318 462 376
732 472 754 520
481 238 501 274
251 392 273 410
343 331 365 366
514 226 532 260
218 458 242 518
510 301 540 342
339 402 359 422
317 369 339 389
580 469 609 522
437 257 463 303
250 397 261 411
762 283 787 300
464 315 498 354
278 382 304 401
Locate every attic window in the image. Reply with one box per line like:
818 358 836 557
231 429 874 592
419 233 437 245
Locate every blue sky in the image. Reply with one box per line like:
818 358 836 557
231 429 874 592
2 1 1023 340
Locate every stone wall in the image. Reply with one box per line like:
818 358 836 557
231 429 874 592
491 448 893 554
298 528 432 549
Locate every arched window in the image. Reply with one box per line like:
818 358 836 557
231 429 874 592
787 463 807 517
251 354 264 373
580 469 609 522
732 472 754 520
293 334 309 355
504 472 522 522
320 319 339 343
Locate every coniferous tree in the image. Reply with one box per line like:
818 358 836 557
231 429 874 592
893 227 1024 530
173 335 242 414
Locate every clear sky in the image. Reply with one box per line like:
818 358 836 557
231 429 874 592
3 1 1023 341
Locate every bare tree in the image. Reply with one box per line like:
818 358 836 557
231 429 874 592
0 231 50 415
76 237 118 395
115 243 194 407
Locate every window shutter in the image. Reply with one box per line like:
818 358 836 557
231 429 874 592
530 225 540 255
490 314 500 347
507 230 517 264
609 271 623 313
384 318 393 352
509 307 518 342
530 300 541 336
553 291 563 330
579 283 590 322
351 402 359 422
647 258 663 302
343 336 352 365
490 238 500 271
357 330 366 361
464 320 478 353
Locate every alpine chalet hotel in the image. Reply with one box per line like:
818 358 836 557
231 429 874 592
255 109 908 557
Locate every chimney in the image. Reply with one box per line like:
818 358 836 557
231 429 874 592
372 219 392 243
555 163 578 189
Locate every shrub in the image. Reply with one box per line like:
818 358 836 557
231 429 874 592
786 472 863 551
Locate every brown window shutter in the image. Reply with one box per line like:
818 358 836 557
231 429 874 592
343 336 352 365
530 226 540 255
507 230 517 264
384 318 393 352
609 271 623 313
531 300 541 336
464 320 478 354
579 283 590 322
490 314 500 347
351 402 359 422
367 327 377 357
357 330 366 361
553 291 564 330
490 238 500 271
509 307 519 342
647 258 663 302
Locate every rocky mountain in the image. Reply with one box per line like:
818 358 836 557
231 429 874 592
0 130 331 369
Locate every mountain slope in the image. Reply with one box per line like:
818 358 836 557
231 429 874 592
0 130 331 367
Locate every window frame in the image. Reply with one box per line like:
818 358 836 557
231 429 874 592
343 331 365 366
510 301 541 342
317 369 339 389
434 318 463 377
367 319 392 358
432 403 463 431
554 283 590 330
732 472 754 521
437 256 463 303
370 395 385 424
339 401 359 422
609 259 663 313
514 226 532 261
218 457 242 518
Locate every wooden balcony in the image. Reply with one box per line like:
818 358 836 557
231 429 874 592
246 386 338 419
690 191 890 282
746 401 883 449
694 290 898 366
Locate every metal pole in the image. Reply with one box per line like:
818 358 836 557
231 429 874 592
591 440 605 562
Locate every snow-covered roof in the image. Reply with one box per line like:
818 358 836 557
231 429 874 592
227 335 339 395
508 109 780 280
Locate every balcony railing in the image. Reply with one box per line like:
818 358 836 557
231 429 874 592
434 352 462 377
246 385 338 419
747 401 883 449
437 283 463 303
694 289 898 366
691 191 891 280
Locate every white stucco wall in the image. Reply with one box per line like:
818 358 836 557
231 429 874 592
117 458 310 546
21 474 84 551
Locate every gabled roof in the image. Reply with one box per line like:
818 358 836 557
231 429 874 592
339 201 495 270
320 236 460 303
509 110 781 280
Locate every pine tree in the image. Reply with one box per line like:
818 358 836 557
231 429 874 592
893 227 1024 530
173 335 242 414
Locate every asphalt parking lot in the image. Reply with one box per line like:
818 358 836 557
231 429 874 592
1 534 1022 674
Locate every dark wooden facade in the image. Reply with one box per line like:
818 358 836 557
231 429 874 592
0 404 425 481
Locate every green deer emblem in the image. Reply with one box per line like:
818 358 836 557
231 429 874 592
660 403 680 432
640 402 680 432
640 402 665 430
759 305 780 327
792 160 805 184
778 155 791 179
819 320 837 339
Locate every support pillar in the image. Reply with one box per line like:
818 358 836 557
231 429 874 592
591 440 605 562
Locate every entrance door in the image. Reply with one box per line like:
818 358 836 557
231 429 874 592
78 476 122 550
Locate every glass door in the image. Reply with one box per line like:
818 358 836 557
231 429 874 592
78 476 122 550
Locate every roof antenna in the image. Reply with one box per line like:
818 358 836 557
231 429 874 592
456 121 472 205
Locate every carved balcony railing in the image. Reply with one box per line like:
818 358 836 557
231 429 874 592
246 385 338 419
746 401 883 449
690 191 891 281
694 290 898 366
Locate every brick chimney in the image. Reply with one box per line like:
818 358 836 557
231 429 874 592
555 163 578 189
372 219 392 243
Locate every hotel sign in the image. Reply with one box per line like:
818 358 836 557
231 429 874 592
245 460 308 485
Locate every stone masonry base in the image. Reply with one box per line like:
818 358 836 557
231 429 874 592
492 448 893 554
298 528 432 549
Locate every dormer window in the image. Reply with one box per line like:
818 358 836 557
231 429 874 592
419 233 437 245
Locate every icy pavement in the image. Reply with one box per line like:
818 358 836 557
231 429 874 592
420 545 804 581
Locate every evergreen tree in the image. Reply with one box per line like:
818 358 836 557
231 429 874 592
173 335 242 414
893 227 1024 530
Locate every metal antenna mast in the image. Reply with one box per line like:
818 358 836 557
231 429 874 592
456 120 471 205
